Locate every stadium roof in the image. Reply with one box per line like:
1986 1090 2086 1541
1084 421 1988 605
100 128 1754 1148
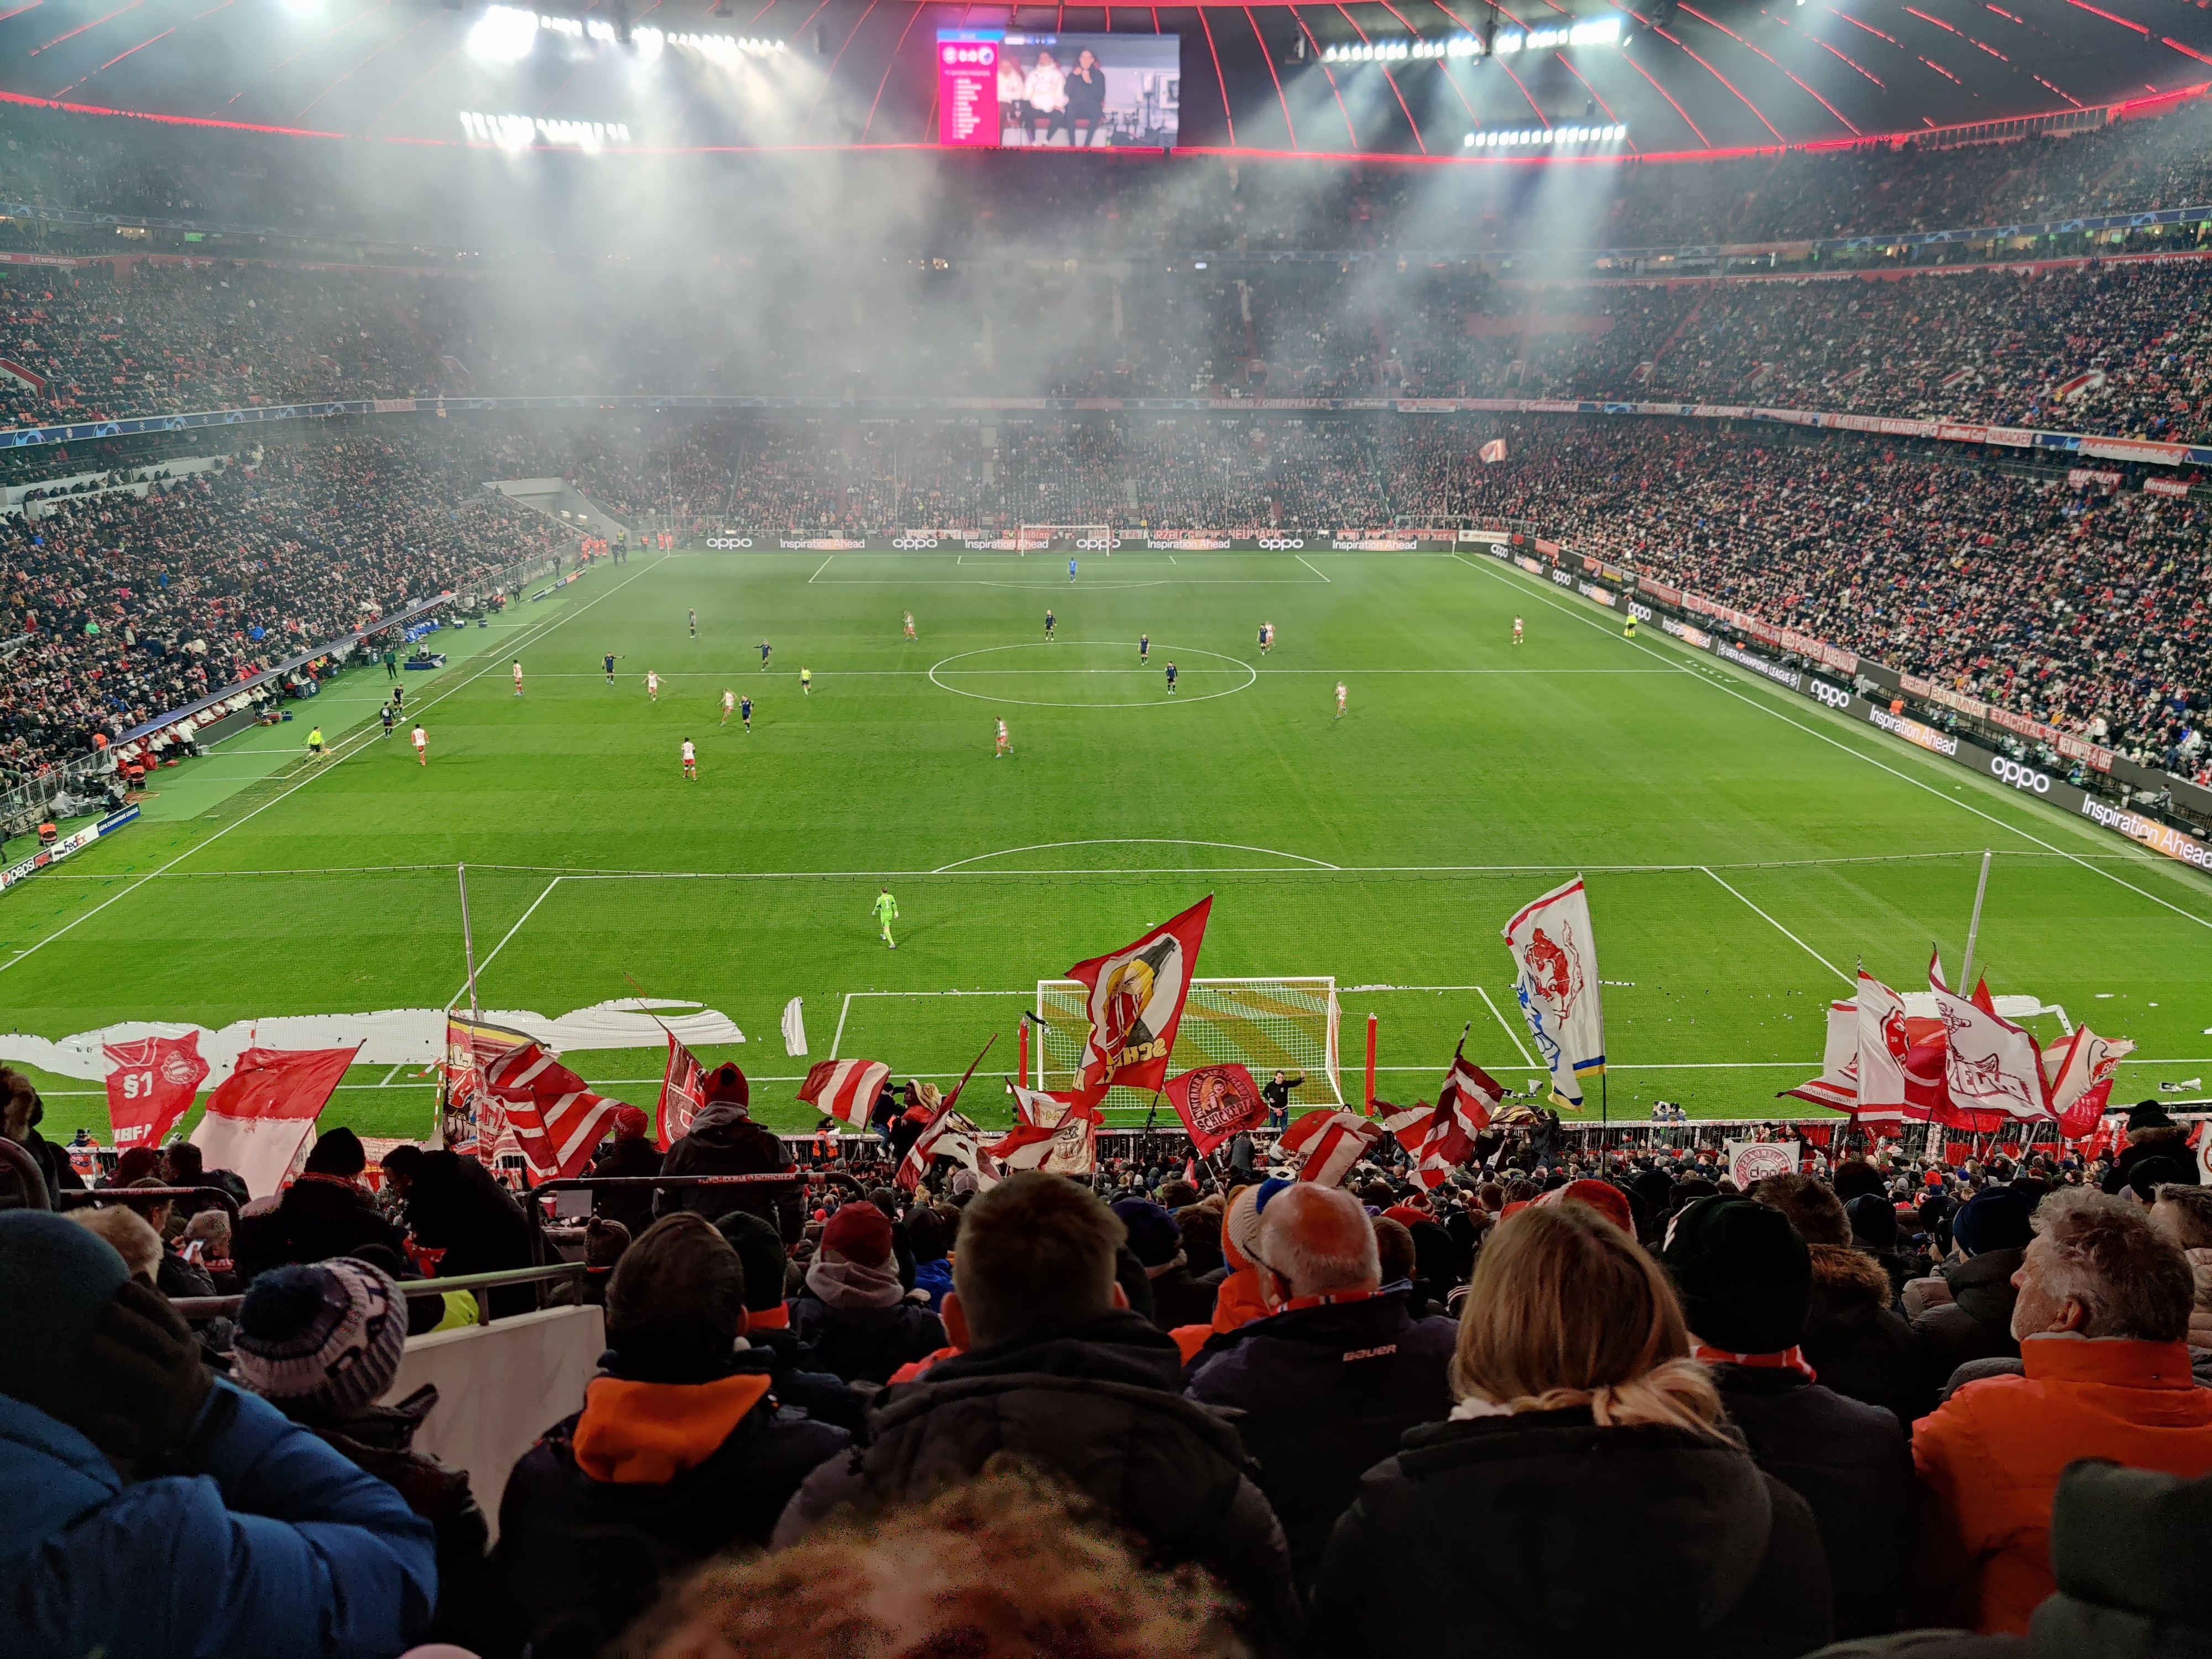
2 0 2208 157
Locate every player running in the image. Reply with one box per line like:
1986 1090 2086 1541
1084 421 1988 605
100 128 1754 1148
903 611 917 642
688 608 698 639
682 739 697 780
1335 681 1348 721
874 888 899 950
645 671 661 703
739 693 753 732
758 639 773 671
1044 608 1056 641
411 723 428 766
995 717 1012 758
1513 616 1524 646
800 667 812 697
306 725 326 761
512 660 524 698
721 688 736 727
1164 661 1178 696
604 651 620 684
380 703 396 740
1139 632 1150 665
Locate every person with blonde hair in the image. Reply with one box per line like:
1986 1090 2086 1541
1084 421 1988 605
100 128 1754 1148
1308 1202 1832 1657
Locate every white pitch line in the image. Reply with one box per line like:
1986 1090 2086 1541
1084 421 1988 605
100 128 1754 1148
1296 554 1332 583
933 837 1339 873
1700 866 1854 987
0 554 668 975
1458 552 2212 932
808 556 834 582
1478 985 1538 1068
448 876 563 1010
831 992 855 1059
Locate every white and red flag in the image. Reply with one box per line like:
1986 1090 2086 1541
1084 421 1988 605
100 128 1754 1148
190 1045 359 1198
990 1083 1100 1176
441 1015 534 1160
797 1058 891 1127
1281 1106 1386 1187
2047 1027 2136 1139
1503 878 1605 1108
481 1042 626 1181
1067 896 1213 1096
898 1105 1001 1192
1381 1041 1504 1189
1855 973 1913 1126
1931 984 2049 1127
1163 1063 1267 1157
104 1032 210 1153
1782 1000 1861 1115
657 1033 708 1152
1479 439 1508 463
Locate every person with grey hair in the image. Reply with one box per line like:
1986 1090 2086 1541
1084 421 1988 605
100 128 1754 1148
1184 1182 1458 1589
1911 1188 2212 1636
2149 1183 2212 1384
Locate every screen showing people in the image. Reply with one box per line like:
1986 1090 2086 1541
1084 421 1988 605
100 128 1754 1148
937 30 1179 148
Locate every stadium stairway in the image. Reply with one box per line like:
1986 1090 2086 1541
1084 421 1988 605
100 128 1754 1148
486 476 634 546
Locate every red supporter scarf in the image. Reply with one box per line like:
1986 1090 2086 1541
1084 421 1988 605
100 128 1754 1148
1693 1342 1817 1381
746 1304 791 1331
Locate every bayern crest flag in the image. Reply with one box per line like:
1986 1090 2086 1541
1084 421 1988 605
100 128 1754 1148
1502 878 1605 1108
1067 895 1213 1096
104 1031 211 1153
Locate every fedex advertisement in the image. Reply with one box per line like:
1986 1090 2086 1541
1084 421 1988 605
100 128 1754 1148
937 29 1179 149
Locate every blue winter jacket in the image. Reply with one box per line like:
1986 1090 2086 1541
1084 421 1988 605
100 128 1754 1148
912 1256 955 1313
0 1380 439 1659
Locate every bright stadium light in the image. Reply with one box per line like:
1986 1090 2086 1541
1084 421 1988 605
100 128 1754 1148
633 22 664 58
458 109 633 148
1464 123 1625 148
467 4 538 61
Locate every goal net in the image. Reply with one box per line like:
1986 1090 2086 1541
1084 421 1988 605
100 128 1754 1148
1033 977 1342 1115
1015 523 1117 552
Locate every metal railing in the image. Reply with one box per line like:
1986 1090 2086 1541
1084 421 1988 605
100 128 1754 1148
168 1261 589 1322
58 1184 242 1230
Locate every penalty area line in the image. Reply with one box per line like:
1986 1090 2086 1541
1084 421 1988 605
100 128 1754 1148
1700 866 1853 988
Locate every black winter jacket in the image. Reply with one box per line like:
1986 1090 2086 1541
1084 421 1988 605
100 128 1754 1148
238 1173 406 1281
2103 1126 2199 1196
402 1153 537 1319
774 1309 1298 1648
587 1134 662 1235
1909 1248 2024 1404
498 1349 848 1659
1184 1290 1455 1589
1308 1405 1833 1659
1712 1364 1917 1639
1802 1243 1930 1430
786 1290 947 1387
1145 1261 1220 1332
656 1104 803 1241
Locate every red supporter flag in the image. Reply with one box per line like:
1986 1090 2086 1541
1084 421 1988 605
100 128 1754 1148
190 1045 359 1198
481 1042 627 1182
657 1032 708 1152
797 1058 891 1126
1380 1040 1504 1190
1162 1063 1267 1157
1280 1105 1386 1187
898 1104 999 1192
2046 1027 2135 1140
1067 895 1213 1097
103 1031 210 1154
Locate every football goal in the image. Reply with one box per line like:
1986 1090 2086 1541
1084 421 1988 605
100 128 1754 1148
1032 977 1342 1113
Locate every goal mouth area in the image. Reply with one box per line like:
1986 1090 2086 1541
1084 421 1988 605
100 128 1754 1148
1032 977 1342 1112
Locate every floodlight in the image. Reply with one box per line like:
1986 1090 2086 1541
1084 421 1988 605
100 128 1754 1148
467 4 537 61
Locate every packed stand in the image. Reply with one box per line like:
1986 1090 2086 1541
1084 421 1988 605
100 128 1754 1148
12 1052 2212 1657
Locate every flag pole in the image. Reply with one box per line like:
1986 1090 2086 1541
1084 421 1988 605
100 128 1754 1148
457 863 481 1022
1960 849 1993 985
943 1032 998 1112
1365 1013 1379 1113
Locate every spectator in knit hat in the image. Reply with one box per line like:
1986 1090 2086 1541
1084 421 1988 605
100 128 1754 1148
1113 1197 1215 1331
1913 1189 2212 1636
1912 1185 2037 1402
589 1103 662 1235
1310 1201 1830 1657
656 1063 804 1241
1185 1182 1457 1591
1846 1190 1917 1304
498 1214 849 1659
0 1211 436 1659
775 1173 1298 1651
1663 1197 1916 1639
233 1256 499 1652
1755 1172 1925 1427
236 1125 405 1284
2103 1100 2198 1197
787 1201 946 1386
715 1209 863 1431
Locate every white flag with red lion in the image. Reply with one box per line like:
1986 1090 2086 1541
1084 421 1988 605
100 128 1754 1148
1502 878 1605 1109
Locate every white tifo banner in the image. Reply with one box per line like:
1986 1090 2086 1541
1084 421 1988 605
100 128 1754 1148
1723 1139 1804 1189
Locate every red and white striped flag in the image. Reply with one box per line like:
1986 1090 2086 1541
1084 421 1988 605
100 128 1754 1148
1378 1042 1504 1190
1280 1106 1386 1187
1438 1047 1504 1136
898 1105 1000 1192
481 1042 625 1181
797 1058 891 1127
657 1032 708 1152
1479 439 1507 463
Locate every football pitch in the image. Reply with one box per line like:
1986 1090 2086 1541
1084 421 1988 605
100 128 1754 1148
5 545 2209 1145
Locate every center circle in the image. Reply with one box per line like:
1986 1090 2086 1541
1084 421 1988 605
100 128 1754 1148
927 641 1259 709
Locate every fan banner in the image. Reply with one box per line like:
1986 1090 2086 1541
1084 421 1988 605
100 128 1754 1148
1855 973 1913 1124
1067 895 1213 1095
898 1105 1001 1191
481 1042 627 1181
990 1084 1100 1175
2047 1027 2136 1139
441 1014 534 1160
190 1045 360 1198
1281 1105 1385 1186
1723 1139 1803 1188
781 997 808 1057
104 1032 210 1152
658 1032 708 1152
797 1058 891 1126
1931 985 2049 1125
1163 1063 1267 1156
1502 878 1605 1108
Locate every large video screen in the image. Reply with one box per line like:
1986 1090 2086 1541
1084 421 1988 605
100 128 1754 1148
937 30 1180 149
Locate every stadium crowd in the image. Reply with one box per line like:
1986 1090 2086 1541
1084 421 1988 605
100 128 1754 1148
0 426 569 782
7 1054 2212 1658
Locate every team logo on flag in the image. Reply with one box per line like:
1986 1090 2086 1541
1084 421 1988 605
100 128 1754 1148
1068 896 1213 1095
1524 924 1587 1023
1163 1064 1266 1157
1503 878 1606 1109
658 1034 708 1151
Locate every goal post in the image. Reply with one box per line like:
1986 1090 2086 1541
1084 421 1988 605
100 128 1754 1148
1033 977 1342 1114
1014 522 1117 553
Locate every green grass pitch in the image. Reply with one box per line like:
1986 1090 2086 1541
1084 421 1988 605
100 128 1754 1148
4 544 2208 1146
